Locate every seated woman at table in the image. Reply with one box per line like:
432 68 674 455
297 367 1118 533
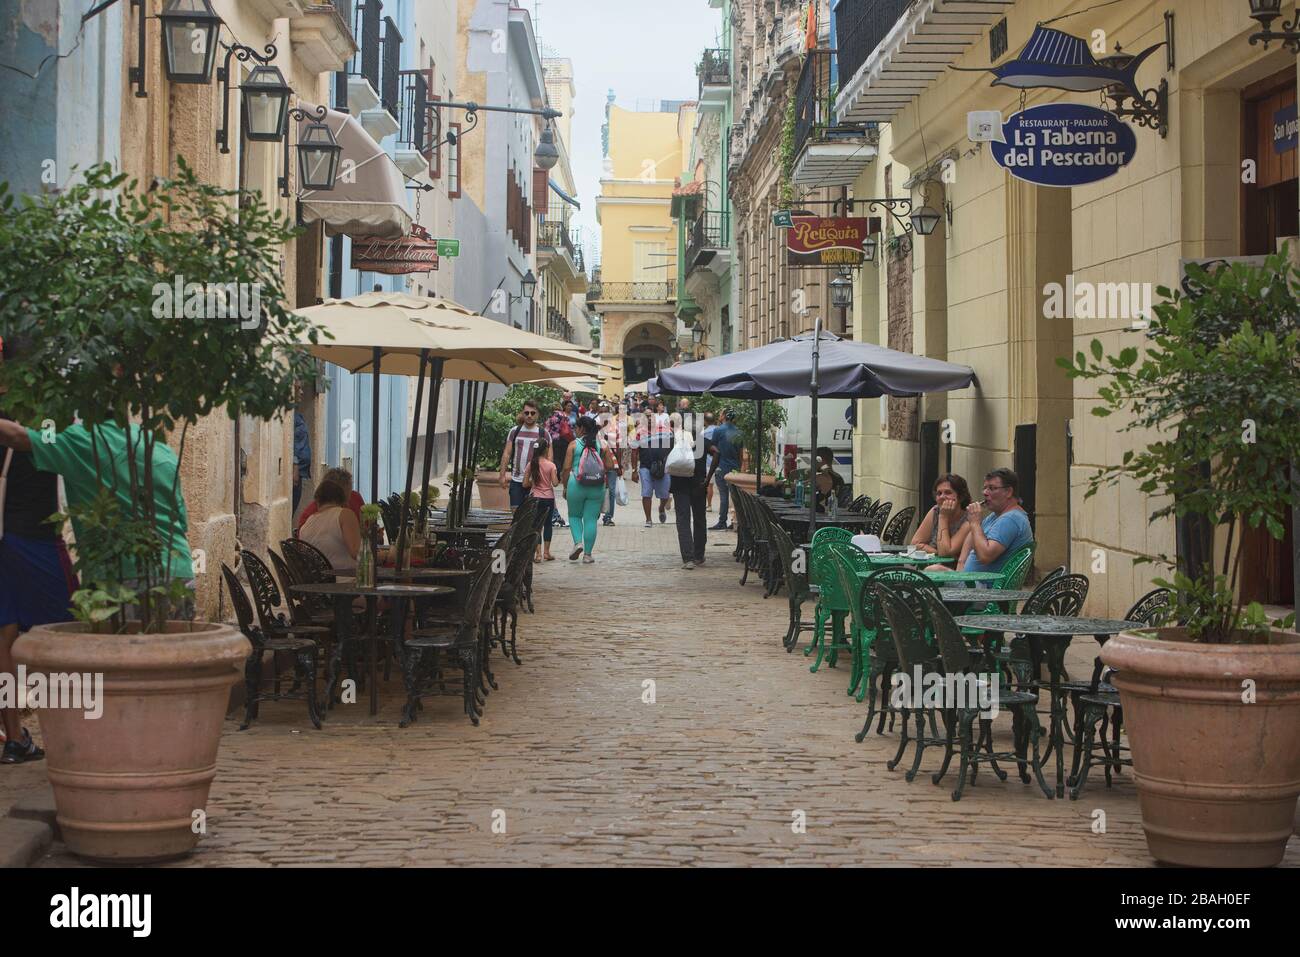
913 473 974 564
299 479 362 574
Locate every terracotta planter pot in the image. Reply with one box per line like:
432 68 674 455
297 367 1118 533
13 621 249 863
476 470 512 510
1101 627 1300 867
723 472 780 496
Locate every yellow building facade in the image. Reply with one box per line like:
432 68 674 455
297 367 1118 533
840 0 1296 618
593 102 696 393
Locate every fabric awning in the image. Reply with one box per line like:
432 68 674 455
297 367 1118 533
549 179 580 209
298 104 411 239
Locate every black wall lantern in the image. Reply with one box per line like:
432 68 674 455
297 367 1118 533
1248 0 1300 52
520 270 538 299
242 64 293 142
862 234 878 262
909 205 942 236
281 105 341 197
829 268 854 310
216 42 278 153
159 0 222 84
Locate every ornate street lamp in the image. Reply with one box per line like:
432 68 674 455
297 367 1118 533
1248 0 1300 51
909 205 942 236
534 123 560 170
829 268 853 310
242 64 292 142
862 234 878 263
521 270 538 299
280 105 341 197
159 0 222 84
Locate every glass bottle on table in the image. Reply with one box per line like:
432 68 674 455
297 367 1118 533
356 522 375 588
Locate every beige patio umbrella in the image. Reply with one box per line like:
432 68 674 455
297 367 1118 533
293 290 609 533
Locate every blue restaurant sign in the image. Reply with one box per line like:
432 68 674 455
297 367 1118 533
1273 102 1298 154
991 103 1137 188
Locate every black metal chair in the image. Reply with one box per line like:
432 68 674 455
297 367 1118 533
769 522 818 652
881 505 916 546
240 549 338 705
223 562 320 730
281 537 335 583
1068 587 1172 799
855 568 940 739
920 589 1048 800
401 563 499 727
872 582 946 782
863 500 893 536
848 495 874 514
494 531 539 666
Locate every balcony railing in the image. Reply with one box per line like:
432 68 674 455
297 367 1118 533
835 0 914 92
686 210 726 271
545 307 575 343
697 47 730 93
380 16 402 118
538 220 576 259
347 0 381 94
793 51 836 159
397 70 431 157
589 281 676 303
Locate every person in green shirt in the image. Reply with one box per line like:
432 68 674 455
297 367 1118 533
0 420 194 589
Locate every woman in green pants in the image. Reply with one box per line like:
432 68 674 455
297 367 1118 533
560 416 619 563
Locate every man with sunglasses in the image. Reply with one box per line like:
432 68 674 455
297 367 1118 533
498 399 542 509
959 467 1033 574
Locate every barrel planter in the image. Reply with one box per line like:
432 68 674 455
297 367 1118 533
1101 627 1300 867
13 621 249 863
475 470 512 510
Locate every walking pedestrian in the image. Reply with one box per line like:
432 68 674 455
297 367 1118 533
670 425 719 570
0 339 71 763
631 407 672 526
600 410 623 526
710 408 742 530
523 432 558 561
292 405 311 516
560 416 617 563
497 398 542 508
702 412 717 512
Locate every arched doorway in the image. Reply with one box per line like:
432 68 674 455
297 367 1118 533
620 320 676 385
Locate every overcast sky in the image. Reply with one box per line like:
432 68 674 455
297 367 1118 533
527 0 724 265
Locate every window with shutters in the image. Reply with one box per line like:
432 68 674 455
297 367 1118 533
633 241 666 282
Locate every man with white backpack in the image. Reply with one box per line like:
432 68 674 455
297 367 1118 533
667 424 719 570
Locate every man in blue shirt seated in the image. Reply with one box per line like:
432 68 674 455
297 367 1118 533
958 467 1033 574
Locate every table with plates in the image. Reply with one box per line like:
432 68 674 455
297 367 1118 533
951 614 1142 798
292 582 455 716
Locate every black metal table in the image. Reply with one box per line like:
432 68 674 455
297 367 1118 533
952 614 1142 798
939 588 1034 613
292 582 454 716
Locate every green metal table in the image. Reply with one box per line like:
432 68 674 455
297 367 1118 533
867 553 956 568
918 570 1003 585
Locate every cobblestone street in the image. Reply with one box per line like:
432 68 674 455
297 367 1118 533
31 513 1300 867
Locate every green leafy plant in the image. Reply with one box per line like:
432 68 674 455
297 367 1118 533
0 159 321 631
777 94 797 209
1060 251 1300 642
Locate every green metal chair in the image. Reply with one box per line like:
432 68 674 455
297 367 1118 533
825 541 874 684
805 528 858 669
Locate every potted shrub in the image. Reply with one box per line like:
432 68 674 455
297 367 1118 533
0 161 320 862
1064 252 1300 867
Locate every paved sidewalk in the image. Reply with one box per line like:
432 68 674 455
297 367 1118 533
35 511 1300 867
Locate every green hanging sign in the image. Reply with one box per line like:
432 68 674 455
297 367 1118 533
772 209 793 228
436 239 461 257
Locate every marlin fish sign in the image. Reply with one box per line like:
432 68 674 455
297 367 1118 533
954 25 1163 102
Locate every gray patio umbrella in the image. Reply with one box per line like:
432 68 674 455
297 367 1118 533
656 321 977 539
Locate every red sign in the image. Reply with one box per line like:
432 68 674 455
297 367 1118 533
785 216 870 266
351 223 439 275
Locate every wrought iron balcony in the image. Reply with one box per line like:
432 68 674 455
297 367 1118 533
588 281 676 303
346 0 381 96
697 48 730 106
791 49 877 186
835 0 914 93
380 16 402 119
545 307 575 344
397 70 432 159
537 220 576 259
686 210 727 273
